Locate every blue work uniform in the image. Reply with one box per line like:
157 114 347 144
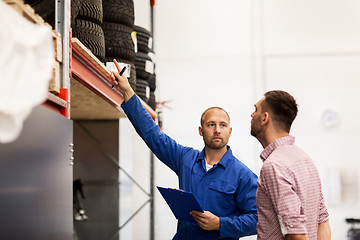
122 95 258 239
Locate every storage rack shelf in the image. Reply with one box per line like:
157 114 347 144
43 37 157 120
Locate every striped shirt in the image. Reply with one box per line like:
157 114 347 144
256 136 329 239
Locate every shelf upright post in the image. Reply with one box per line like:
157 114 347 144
150 1 155 239
55 0 71 117
150 152 154 240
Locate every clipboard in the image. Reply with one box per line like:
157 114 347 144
156 186 204 223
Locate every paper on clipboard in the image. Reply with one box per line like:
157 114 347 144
156 186 203 223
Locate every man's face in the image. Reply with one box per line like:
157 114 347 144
199 109 232 150
250 98 265 138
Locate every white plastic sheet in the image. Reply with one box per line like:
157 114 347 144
0 0 54 143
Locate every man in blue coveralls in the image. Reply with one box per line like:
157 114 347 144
111 60 258 239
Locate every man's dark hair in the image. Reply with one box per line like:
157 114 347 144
200 107 230 126
262 90 298 132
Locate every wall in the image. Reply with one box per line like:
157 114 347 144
128 0 360 239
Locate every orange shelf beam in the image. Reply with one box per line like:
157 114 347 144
71 42 124 112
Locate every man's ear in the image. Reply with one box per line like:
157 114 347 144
262 112 270 126
199 126 203 136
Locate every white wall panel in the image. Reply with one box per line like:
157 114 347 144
263 0 360 54
134 0 151 29
156 0 252 58
265 56 360 134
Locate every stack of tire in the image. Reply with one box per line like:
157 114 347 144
71 0 106 62
134 25 157 110
24 0 82 33
102 0 136 90
26 0 157 110
24 0 55 27
25 0 106 62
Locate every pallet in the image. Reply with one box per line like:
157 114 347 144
50 30 63 94
3 0 64 95
3 0 45 25
48 61 60 94
52 30 63 63
48 32 62 94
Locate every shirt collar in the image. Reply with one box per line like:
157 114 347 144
260 135 295 162
197 146 233 169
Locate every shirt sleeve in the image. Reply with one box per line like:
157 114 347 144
260 162 307 236
121 94 189 174
318 193 330 224
218 171 258 238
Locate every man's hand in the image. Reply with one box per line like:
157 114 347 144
190 210 220 231
111 59 135 102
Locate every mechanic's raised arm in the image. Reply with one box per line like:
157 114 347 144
111 59 191 174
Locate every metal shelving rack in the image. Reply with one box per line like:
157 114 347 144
53 0 157 239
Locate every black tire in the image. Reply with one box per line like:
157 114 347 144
73 19 105 62
148 74 156 91
103 0 134 28
135 52 153 80
135 79 149 103
24 0 42 4
103 22 135 61
134 25 152 54
71 0 82 26
148 91 156 110
26 0 82 28
77 0 103 25
104 57 136 91
26 0 55 28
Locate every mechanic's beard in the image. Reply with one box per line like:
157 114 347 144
206 139 227 150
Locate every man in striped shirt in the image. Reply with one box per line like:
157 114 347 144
250 90 331 240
